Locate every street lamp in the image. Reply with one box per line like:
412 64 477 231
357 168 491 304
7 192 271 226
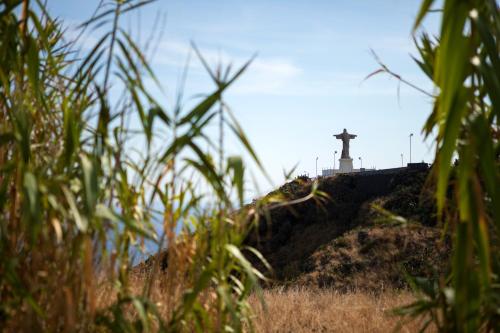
358 156 362 169
334 151 337 169
409 133 414 163
401 153 404 167
315 157 319 178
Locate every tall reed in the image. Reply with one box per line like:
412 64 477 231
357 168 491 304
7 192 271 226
371 0 500 331
0 1 278 331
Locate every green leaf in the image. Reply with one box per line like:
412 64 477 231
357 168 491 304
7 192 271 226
62 97 79 164
132 298 149 332
120 28 163 90
23 171 40 225
26 36 40 97
95 204 119 222
13 108 31 163
434 2 470 119
225 108 271 184
175 267 214 323
216 285 239 330
177 90 220 126
473 116 500 229
225 244 263 286
227 156 244 207
436 87 468 214
184 157 227 203
478 63 500 117
413 0 435 30
150 106 170 126
474 11 500 84
62 185 87 232
80 154 98 215
243 246 272 275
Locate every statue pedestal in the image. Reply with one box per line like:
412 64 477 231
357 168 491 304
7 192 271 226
339 158 353 173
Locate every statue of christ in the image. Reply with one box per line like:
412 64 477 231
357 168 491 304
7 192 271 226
334 128 357 159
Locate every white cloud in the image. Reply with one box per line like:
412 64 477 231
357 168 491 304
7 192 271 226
231 58 302 95
152 39 303 95
149 37 431 98
231 69 432 98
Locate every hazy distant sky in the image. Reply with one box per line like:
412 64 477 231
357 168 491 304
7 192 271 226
49 0 440 198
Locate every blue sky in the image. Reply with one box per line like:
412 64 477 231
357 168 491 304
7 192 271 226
49 0 440 198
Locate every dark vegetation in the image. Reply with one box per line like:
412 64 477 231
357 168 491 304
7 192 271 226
245 167 450 290
137 167 448 291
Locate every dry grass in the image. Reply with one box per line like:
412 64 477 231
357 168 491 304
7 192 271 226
95 263 221 329
96 268 434 332
248 288 433 333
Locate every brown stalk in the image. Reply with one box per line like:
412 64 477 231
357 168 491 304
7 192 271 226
8 0 31 248
20 0 30 37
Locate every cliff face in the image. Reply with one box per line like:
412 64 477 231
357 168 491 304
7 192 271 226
246 168 450 291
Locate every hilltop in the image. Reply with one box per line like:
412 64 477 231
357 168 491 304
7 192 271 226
134 166 450 292
245 166 450 291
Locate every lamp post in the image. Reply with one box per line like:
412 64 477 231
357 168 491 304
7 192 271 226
358 156 362 169
315 157 318 178
334 151 337 170
401 153 404 167
409 133 414 163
